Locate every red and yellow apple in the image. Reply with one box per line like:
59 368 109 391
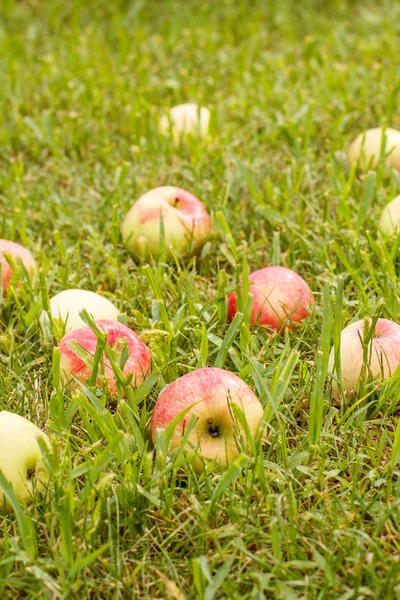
328 318 400 399
348 127 400 171
0 239 37 295
159 103 210 141
58 319 151 394
227 266 314 331
121 186 212 260
150 367 264 472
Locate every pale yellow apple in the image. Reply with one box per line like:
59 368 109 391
159 103 210 141
0 411 49 513
379 195 400 236
348 127 400 171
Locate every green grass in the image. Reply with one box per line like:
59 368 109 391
1 0 400 597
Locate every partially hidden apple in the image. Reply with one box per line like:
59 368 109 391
328 318 400 399
121 186 212 260
58 319 151 394
150 367 264 473
159 103 210 141
348 127 400 171
0 239 37 295
227 266 314 331
40 288 120 339
0 411 49 514
379 195 400 236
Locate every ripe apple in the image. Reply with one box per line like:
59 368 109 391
379 195 400 236
121 186 212 260
328 318 400 399
159 103 210 141
348 127 400 171
58 319 151 394
40 288 120 339
227 266 314 331
0 411 49 513
0 239 37 295
150 367 264 473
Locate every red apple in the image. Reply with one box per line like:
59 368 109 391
0 239 37 295
227 266 314 330
150 367 264 472
121 186 212 260
58 319 151 394
328 318 400 399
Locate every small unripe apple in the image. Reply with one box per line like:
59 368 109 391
58 319 151 394
0 239 37 295
348 127 400 171
40 289 120 339
159 103 210 141
379 196 400 236
121 186 211 260
151 367 264 473
0 411 49 514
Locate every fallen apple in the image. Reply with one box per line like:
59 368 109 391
0 239 37 296
379 195 400 236
328 317 400 399
348 127 400 171
0 411 49 513
121 186 212 260
40 288 120 339
58 319 151 394
159 103 210 141
227 266 314 331
150 367 264 473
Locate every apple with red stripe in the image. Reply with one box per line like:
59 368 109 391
121 186 211 260
329 318 400 399
58 319 151 394
150 367 264 473
227 266 314 331
0 239 37 295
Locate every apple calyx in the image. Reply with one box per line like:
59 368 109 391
206 418 220 438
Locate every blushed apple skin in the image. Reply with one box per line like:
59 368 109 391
58 319 151 394
159 103 210 141
227 266 314 331
348 127 400 171
150 367 264 473
328 318 400 399
121 186 212 260
0 411 49 514
0 239 37 295
379 195 400 236
40 288 120 338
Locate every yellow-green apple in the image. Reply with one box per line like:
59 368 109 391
159 103 210 141
40 288 120 339
227 266 314 331
0 411 49 513
150 367 264 473
348 127 400 171
58 319 151 394
121 186 212 260
328 318 400 399
0 239 37 295
379 195 400 236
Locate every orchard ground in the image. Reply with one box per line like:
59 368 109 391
1 1 400 598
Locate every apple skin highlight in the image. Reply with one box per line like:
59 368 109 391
121 186 211 260
151 367 264 473
227 266 314 331
59 319 151 394
328 318 400 399
0 239 37 295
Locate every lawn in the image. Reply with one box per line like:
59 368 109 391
1 0 400 598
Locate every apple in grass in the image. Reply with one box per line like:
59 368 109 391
121 186 212 260
227 266 314 331
328 318 400 399
40 288 120 340
0 411 49 514
150 367 264 473
0 239 37 295
348 127 400 171
379 195 400 236
159 103 210 141
58 319 151 394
